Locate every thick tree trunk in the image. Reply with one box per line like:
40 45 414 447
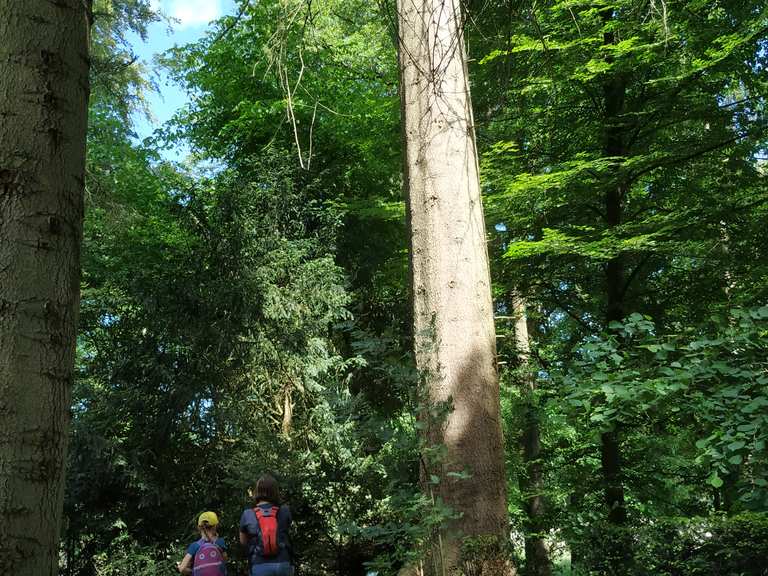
0 1 90 573
511 296 551 576
397 1 513 574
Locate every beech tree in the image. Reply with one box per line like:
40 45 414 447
0 1 90 573
397 0 513 572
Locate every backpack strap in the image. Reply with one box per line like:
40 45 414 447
253 506 280 520
253 505 279 518
195 537 222 554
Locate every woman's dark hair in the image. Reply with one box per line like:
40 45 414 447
253 474 280 504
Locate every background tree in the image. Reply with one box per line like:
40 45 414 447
472 0 767 571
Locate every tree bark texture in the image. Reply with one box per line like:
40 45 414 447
511 296 551 576
397 1 513 573
0 1 90 573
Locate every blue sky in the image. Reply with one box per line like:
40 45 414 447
129 0 237 159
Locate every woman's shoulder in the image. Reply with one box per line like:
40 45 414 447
253 501 286 511
278 503 292 520
240 506 256 523
243 502 288 515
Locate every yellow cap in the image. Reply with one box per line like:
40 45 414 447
198 511 219 527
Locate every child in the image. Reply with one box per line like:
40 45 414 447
177 511 228 576
239 474 293 576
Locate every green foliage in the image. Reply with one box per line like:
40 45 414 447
89 527 176 576
90 0 159 120
477 0 768 322
69 142 385 574
563 308 768 511
569 513 768 576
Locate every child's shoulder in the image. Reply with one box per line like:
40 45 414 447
187 537 225 554
186 538 204 555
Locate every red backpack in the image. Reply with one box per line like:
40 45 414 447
254 506 280 557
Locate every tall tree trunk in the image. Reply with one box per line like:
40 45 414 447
397 1 513 574
0 2 90 573
512 295 551 576
598 7 631 575
600 7 628 531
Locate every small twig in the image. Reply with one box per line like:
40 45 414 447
283 56 306 169
307 101 318 170
568 5 582 37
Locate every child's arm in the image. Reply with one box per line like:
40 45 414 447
177 553 193 575
218 538 229 562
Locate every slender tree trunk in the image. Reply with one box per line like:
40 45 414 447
397 1 513 574
0 2 90 573
600 7 628 531
602 247 626 530
598 8 632 575
512 295 551 576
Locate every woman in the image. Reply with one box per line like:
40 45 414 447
240 474 293 576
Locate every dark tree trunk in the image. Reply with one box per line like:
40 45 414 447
597 7 634 575
600 5 628 530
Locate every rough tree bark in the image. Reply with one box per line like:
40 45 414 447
0 1 90 573
397 1 513 574
511 295 551 576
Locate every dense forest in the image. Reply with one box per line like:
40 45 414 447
0 0 766 575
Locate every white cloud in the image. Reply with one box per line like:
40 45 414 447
158 0 223 29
